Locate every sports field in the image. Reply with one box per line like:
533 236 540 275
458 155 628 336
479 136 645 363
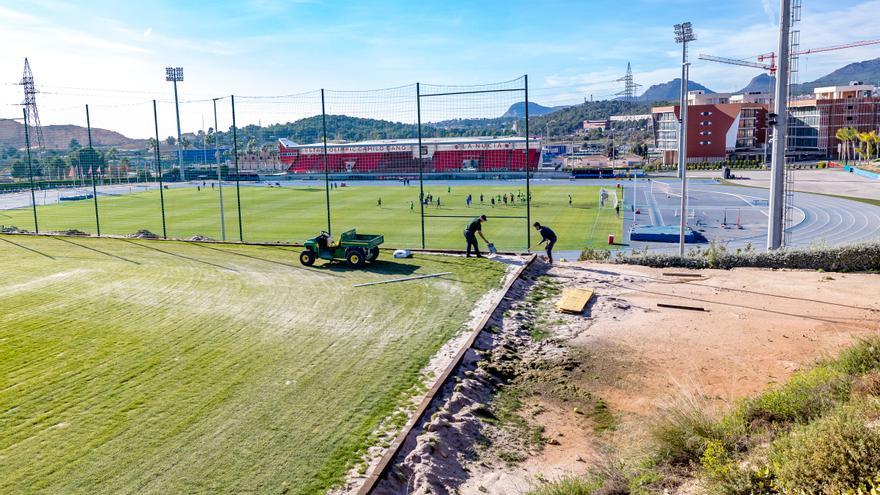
0 234 505 493
1 184 622 251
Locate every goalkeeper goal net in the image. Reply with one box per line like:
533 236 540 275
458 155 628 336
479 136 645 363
599 188 619 209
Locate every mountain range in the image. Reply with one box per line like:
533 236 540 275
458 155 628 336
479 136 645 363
3 58 878 151
0 119 142 151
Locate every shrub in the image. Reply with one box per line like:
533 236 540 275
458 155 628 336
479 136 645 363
611 242 880 272
651 392 727 465
700 440 774 495
527 475 604 495
743 366 850 425
852 371 880 398
770 402 880 494
833 337 880 376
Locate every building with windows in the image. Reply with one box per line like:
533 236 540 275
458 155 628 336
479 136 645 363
653 84 880 163
787 83 879 159
582 119 608 131
651 94 769 165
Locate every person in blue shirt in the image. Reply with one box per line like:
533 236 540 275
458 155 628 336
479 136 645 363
533 222 557 264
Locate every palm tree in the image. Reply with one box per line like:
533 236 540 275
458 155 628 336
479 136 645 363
835 127 851 163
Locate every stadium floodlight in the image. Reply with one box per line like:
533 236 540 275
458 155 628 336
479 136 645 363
673 22 695 256
165 67 185 180
674 22 696 44
165 67 183 82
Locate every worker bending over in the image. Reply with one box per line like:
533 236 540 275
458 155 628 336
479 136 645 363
533 222 557 264
464 215 490 258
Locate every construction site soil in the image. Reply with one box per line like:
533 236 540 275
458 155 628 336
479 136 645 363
365 259 880 494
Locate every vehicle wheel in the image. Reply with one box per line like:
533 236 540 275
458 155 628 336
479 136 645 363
346 248 366 267
299 251 315 266
367 247 380 262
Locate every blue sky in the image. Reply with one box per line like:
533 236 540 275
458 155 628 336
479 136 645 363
2 0 879 137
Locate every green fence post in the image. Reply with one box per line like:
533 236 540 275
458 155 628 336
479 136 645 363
85 105 101 236
321 89 332 236
231 95 243 242
416 83 426 249
524 75 532 250
152 100 168 239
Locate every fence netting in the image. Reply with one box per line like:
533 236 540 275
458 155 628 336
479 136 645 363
323 85 420 247
418 77 533 250
231 91 325 243
2 76 543 251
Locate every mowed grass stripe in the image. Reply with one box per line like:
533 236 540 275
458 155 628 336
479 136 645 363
0 234 504 494
1 184 622 251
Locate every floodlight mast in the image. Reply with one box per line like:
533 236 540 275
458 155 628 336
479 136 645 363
674 22 695 257
165 67 185 182
767 0 792 250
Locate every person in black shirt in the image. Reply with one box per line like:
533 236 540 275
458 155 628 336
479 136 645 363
464 215 489 257
533 222 557 264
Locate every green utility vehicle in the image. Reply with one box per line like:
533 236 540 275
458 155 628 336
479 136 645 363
300 229 384 267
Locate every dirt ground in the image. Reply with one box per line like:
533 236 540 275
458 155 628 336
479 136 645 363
451 260 880 494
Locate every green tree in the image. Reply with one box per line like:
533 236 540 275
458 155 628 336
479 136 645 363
50 157 68 179
77 148 104 176
69 138 81 151
11 160 28 178
166 136 176 147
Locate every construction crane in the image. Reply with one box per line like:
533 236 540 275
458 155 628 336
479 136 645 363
698 38 880 74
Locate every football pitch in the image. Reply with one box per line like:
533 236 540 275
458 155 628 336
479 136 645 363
0 234 506 493
1 184 622 251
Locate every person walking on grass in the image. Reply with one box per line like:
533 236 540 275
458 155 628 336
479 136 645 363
533 221 557 264
480 193 484 204
410 200 414 212
377 197 382 208
464 214 489 258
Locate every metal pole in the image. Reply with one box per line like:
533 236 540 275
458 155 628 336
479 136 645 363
152 100 168 239
231 95 243 241
524 74 531 250
768 0 792 250
321 89 332 235
212 98 226 241
86 105 101 236
22 108 39 233
416 83 426 249
173 78 185 182
678 50 690 256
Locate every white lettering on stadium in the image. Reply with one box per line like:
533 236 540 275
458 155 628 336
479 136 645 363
292 142 532 155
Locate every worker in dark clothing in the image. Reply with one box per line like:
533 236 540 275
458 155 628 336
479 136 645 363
464 215 489 258
533 222 557 264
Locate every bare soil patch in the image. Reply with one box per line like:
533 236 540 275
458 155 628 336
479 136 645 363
380 259 880 494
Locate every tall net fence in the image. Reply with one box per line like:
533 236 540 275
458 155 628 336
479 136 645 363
418 77 533 249
2 76 543 250
324 85 420 247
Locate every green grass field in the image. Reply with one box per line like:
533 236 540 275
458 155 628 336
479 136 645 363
0 234 505 494
2 184 622 251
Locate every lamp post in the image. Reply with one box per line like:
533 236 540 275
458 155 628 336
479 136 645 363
165 67 185 182
674 22 696 257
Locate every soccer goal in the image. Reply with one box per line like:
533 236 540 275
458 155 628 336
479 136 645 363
599 188 619 209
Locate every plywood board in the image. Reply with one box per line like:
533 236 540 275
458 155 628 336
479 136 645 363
556 288 594 314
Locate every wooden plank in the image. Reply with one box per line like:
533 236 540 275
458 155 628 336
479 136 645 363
657 302 707 311
555 288 594 314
